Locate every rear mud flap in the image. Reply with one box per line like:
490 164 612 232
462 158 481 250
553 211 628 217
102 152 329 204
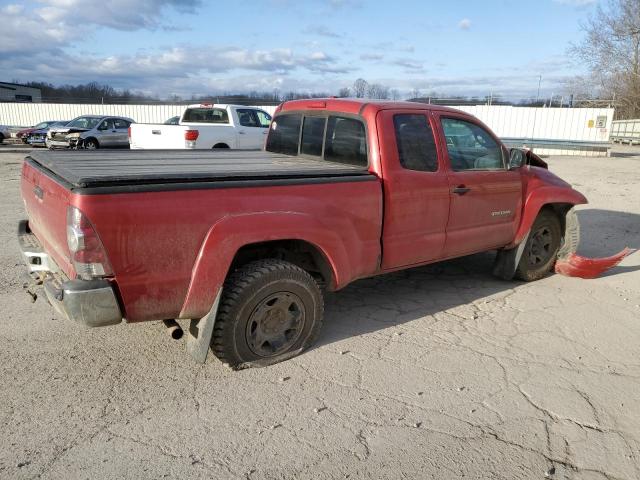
186 289 221 364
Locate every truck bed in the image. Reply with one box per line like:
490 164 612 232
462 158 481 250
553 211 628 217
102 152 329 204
27 150 373 191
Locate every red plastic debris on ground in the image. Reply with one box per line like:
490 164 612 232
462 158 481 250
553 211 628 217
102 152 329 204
555 248 635 279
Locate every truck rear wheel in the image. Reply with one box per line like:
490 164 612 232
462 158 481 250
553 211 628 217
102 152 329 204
212 259 324 369
515 210 562 281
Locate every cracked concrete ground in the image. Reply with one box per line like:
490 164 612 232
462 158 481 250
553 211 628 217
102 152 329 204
0 146 639 480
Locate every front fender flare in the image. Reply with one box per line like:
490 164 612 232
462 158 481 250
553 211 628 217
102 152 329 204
508 186 587 248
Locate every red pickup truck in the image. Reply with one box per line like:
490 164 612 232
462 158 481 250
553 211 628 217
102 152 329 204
19 99 586 368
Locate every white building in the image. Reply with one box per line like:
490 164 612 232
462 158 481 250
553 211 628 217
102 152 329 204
0 82 42 103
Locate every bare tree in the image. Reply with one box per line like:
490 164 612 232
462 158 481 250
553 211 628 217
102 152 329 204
571 0 640 118
390 89 401 100
366 83 390 99
338 87 351 98
353 78 368 98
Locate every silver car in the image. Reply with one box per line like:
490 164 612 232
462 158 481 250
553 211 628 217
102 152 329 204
47 115 135 149
0 125 10 144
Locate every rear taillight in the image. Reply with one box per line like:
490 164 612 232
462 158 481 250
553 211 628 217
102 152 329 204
127 127 131 140
66 206 113 280
185 129 199 141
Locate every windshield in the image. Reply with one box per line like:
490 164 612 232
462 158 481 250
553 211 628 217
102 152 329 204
67 117 102 129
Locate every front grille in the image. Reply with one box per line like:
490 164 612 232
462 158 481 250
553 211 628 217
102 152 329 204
51 132 68 142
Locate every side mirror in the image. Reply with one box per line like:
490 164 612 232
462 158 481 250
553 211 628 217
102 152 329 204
509 148 526 169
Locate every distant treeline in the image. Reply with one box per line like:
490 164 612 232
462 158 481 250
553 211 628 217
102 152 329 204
21 81 330 105
18 81 612 108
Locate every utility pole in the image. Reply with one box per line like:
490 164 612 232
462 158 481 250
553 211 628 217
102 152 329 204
535 75 542 105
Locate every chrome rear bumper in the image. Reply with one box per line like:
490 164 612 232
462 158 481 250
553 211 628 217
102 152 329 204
18 220 123 327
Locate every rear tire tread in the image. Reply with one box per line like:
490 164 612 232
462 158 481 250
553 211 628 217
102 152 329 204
212 259 323 369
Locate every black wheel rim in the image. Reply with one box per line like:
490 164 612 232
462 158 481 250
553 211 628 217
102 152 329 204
245 292 305 357
527 225 553 266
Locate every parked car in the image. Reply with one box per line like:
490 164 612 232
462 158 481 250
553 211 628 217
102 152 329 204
129 104 271 150
47 115 135 149
26 121 70 147
17 121 61 144
19 98 588 369
0 125 9 144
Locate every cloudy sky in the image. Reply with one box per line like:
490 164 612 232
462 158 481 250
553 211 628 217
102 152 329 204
0 0 598 99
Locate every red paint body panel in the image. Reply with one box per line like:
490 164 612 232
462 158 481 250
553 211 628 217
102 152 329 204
429 110 523 256
376 109 450 268
21 161 75 276
21 99 590 324
555 248 635 278
75 181 382 322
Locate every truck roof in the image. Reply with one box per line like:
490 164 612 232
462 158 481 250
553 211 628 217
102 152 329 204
278 98 467 116
184 103 268 110
27 150 372 192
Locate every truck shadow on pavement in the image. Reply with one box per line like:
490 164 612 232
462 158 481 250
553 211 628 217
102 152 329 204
316 208 639 348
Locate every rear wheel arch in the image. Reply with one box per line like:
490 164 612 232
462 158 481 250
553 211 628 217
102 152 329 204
212 143 230 149
229 239 337 291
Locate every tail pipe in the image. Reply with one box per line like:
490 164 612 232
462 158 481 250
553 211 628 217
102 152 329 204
162 319 183 340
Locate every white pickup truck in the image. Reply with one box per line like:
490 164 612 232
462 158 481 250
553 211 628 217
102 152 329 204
129 104 272 150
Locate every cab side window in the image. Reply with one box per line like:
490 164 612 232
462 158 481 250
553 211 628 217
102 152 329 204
113 119 130 129
441 118 504 171
237 109 259 127
98 119 115 130
393 114 438 172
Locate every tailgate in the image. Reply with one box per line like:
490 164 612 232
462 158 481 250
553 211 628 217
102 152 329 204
129 124 187 149
21 160 75 276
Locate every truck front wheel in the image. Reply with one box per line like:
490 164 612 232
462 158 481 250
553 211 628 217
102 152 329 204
212 259 324 369
515 210 562 281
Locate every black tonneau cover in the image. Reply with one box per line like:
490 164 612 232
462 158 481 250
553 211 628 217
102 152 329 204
27 150 372 189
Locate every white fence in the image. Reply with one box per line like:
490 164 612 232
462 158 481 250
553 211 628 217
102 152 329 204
1 102 613 141
0 102 614 153
453 105 613 143
0 103 278 126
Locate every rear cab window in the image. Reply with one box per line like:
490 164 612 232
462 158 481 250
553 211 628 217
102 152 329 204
182 108 229 124
266 113 368 167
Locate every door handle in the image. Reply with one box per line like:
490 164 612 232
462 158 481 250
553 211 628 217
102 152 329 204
238 131 246 135
452 185 471 195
